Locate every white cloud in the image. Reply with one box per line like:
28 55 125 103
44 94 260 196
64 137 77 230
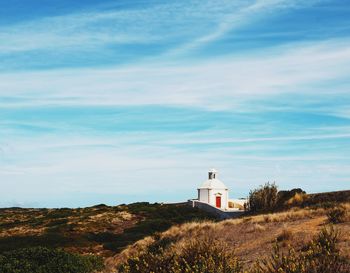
1 134 348 207
0 38 349 110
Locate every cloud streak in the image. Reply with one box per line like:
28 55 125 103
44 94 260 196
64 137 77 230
0 0 324 67
0 1 253 53
1 38 349 110
167 0 322 55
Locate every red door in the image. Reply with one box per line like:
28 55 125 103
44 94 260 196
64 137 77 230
216 196 221 208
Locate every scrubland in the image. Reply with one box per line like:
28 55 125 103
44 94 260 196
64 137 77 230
0 191 349 273
0 203 213 272
105 202 350 273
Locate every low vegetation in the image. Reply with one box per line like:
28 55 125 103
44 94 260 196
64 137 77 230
1 189 349 272
248 183 349 214
276 228 293 243
247 183 307 213
116 226 349 273
118 237 243 273
106 200 350 273
0 203 213 256
254 226 350 273
101 202 215 252
327 205 348 224
0 202 214 272
0 247 103 273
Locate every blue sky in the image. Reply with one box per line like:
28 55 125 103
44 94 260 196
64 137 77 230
0 0 350 207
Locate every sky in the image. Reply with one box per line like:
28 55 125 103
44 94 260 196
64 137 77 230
0 0 350 208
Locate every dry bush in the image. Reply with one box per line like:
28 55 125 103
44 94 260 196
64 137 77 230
276 228 293 242
117 236 243 273
248 183 279 213
254 226 350 273
285 193 308 207
277 188 306 207
327 205 348 224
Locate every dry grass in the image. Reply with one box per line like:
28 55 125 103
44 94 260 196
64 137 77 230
246 223 266 233
104 202 350 272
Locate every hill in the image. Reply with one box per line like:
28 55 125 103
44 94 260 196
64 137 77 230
0 191 349 272
0 203 214 256
0 202 214 272
105 201 350 272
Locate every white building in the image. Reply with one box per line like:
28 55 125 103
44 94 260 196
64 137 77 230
198 169 229 210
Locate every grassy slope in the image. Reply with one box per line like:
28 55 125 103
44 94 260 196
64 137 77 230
105 202 350 272
0 203 215 257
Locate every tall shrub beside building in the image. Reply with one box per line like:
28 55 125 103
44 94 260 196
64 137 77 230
248 183 278 213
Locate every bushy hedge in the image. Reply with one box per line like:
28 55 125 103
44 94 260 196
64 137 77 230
0 247 103 273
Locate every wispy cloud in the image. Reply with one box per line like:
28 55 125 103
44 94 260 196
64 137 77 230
167 0 321 55
0 1 250 53
1 0 350 207
1 38 349 110
1 127 349 207
0 0 324 68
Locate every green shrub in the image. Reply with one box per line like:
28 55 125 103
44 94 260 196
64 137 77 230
327 206 348 224
45 208 73 219
0 233 71 252
248 183 279 213
0 247 104 273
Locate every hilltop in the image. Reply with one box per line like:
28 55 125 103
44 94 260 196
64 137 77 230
0 190 349 272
